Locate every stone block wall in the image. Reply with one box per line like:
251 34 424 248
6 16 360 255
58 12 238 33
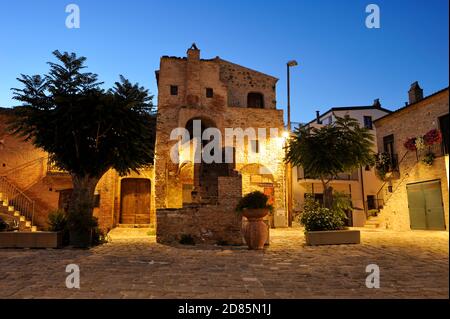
374 88 449 230
156 175 243 245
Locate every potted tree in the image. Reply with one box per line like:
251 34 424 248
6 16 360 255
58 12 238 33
236 191 272 250
300 195 360 245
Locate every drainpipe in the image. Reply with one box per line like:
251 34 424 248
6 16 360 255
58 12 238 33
360 166 366 217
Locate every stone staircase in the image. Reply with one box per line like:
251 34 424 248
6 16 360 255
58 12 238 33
364 215 382 229
0 177 37 232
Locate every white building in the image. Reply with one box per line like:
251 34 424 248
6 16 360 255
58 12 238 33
292 100 391 226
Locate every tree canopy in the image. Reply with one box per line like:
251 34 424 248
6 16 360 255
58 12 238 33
285 115 375 208
10 50 156 178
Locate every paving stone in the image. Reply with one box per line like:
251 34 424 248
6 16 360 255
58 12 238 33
0 228 448 298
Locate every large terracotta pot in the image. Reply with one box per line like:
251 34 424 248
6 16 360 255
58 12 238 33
242 208 269 250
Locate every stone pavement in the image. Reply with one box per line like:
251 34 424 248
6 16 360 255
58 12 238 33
0 228 448 299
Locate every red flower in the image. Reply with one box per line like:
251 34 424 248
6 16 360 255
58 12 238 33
423 129 442 146
404 137 417 151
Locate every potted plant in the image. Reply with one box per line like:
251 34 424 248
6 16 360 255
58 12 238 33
236 191 272 250
47 209 69 246
300 196 360 246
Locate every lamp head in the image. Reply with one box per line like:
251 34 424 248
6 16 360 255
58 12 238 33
287 60 298 67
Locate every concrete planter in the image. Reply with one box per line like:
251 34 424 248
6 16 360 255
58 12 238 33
0 231 63 248
305 229 360 246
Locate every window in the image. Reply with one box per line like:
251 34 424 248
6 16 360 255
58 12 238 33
365 165 371 171
364 116 373 129
324 116 332 125
170 85 178 96
250 139 259 153
247 92 264 108
206 88 213 98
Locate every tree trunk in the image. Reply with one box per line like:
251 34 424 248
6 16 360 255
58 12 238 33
323 184 334 209
67 175 100 247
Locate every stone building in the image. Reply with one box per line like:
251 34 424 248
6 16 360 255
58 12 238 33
0 108 155 233
373 83 449 231
292 101 391 226
154 44 286 244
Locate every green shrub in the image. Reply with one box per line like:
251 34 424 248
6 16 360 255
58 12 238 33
0 217 10 231
47 210 70 245
236 191 273 213
332 192 353 216
300 196 347 232
91 225 109 246
367 209 379 217
48 210 67 232
179 234 195 245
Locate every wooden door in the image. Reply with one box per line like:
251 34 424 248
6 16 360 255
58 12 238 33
407 180 445 230
120 179 151 224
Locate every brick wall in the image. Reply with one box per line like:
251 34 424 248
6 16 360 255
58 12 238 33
156 176 243 245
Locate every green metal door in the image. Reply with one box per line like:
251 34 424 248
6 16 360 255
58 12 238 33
407 180 446 230
407 183 427 229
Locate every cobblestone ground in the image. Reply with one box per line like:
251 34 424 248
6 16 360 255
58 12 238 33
0 228 448 299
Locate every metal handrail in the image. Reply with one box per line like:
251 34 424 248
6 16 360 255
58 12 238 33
0 176 35 228
375 150 410 208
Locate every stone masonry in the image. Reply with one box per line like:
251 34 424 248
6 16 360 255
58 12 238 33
374 87 449 231
154 44 286 243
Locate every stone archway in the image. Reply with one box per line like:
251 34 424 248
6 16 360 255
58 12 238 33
184 117 232 204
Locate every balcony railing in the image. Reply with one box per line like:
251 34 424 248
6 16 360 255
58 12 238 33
297 167 359 181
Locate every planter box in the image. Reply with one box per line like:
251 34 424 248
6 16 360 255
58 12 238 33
305 230 360 246
0 231 63 248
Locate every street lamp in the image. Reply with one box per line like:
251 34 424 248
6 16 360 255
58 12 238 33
287 60 298 131
286 59 298 227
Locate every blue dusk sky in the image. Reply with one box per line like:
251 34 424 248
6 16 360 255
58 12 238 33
0 0 448 123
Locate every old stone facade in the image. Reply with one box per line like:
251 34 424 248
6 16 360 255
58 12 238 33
154 45 286 244
0 108 155 232
374 84 449 231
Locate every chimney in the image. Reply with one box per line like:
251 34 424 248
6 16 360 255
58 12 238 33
316 111 321 124
408 81 423 104
185 43 201 106
373 98 381 108
187 43 200 61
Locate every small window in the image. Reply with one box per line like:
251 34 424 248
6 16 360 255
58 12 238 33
170 85 178 96
364 116 373 129
365 165 371 171
247 92 264 108
206 88 213 98
250 140 259 153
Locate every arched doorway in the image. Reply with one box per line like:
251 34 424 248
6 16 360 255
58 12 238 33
184 117 233 204
120 178 151 224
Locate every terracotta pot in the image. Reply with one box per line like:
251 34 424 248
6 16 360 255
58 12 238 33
242 208 269 250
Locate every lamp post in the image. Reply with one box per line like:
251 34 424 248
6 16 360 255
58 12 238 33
286 60 298 227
